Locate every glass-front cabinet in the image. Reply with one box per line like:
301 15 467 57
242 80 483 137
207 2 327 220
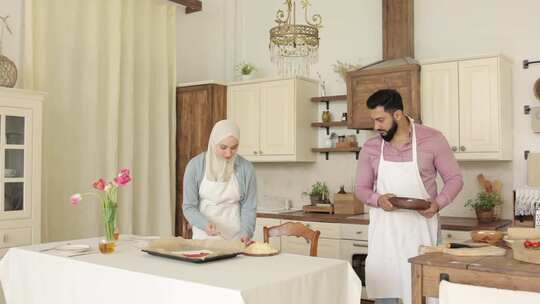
0 88 43 255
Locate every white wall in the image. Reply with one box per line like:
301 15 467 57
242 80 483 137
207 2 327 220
177 0 540 220
0 0 24 88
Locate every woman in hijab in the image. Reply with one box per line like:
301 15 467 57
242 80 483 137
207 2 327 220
182 120 257 244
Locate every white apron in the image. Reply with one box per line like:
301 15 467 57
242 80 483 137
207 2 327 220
365 121 439 304
192 174 242 240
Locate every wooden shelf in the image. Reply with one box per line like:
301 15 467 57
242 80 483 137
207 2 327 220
310 95 347 102
311 121 347 128
312 147 361 160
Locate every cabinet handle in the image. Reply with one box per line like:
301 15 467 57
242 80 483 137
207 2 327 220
253 151 258 155
460 146 466 152
259 150 263 155
356 231 363 234
447 233 452 238
451 146 457 152
353 243 368 248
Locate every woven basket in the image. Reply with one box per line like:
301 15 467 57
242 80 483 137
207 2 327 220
0 54 17 88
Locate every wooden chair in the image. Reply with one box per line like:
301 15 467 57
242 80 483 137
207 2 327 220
263 222 321 257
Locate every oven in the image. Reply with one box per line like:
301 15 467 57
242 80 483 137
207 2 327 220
339 226 369 300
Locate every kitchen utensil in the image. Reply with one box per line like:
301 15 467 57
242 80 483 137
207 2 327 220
470 230 504 244
419 245 506 256
492 180 502 193
535 78 540 101
446 242 489 249
142 248 239 263
388 197 430 210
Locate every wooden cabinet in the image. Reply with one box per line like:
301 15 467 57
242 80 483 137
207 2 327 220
227 77 318 162
0 88 43 257
175 83 226 237
421 55 512 160
346 58 421 129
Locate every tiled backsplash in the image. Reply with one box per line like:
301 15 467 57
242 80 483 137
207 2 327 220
254 154 514 219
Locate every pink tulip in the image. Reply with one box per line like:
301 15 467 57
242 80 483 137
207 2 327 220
70 193 82 206
93 178 106 191
114 168 132 186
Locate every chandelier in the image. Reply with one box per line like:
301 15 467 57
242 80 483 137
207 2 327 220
269 0 322 77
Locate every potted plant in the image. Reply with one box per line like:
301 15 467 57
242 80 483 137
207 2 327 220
236 62 256 80
304 182 330 205
465 191 503 223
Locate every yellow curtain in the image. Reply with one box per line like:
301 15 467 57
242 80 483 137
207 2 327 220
24 0 176 241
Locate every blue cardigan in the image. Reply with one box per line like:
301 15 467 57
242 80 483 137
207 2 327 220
182 152 257 238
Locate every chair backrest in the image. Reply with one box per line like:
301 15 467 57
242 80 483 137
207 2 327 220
263 221 321 257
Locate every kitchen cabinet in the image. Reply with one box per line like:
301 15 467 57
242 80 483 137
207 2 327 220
0 88 44 257
254 217 281 250
227 77 318 162
421 55 512 160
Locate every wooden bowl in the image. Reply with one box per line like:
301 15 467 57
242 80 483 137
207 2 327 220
388 197 430 210
470 230 504 244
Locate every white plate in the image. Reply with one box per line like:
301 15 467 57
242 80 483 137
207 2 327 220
54 244 91 252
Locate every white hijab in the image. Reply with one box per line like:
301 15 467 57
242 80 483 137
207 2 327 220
205 120 240 182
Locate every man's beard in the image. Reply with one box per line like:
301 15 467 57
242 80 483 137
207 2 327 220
379 119 398 142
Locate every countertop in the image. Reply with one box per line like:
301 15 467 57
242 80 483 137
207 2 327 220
257 211 512 231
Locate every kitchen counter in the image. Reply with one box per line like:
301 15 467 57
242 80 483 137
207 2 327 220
257 211 512 231
409 249 540 303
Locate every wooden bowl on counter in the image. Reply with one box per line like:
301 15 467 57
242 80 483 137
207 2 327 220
388 197 431 210
470 230 504 244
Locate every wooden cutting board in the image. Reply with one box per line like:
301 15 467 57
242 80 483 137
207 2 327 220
512 240 540 264
420 245 506 256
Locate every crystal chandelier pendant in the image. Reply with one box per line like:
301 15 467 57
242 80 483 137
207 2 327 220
269 0 322 78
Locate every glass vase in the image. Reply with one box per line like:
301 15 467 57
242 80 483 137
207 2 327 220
99 203 118 254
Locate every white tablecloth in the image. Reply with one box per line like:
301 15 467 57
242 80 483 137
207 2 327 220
0 237 362 304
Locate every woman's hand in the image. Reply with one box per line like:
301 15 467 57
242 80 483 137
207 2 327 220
240 235 253 245
205 223 220 236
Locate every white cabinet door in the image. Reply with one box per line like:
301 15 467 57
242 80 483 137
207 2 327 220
227 84 260 157
317 238 340 259
421 62 460 151
281 235 310 255
458 57 500 153
259 80 294 156
254 218 281 250
0 110 32 221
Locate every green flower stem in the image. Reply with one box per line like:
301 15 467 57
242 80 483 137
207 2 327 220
102 187 119 242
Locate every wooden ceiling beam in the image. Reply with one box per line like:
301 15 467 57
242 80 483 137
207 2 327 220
169 0 202 14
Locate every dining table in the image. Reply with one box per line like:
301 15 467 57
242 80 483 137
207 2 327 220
0 235 362 304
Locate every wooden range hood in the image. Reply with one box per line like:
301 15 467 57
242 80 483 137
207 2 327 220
346 0 420 129
170 0 202 14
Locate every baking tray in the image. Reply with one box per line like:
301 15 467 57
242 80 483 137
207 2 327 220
142 248 240 263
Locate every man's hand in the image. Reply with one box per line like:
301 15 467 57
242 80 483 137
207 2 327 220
377 193 396 211
205 223 220 236
419 200 440 218
240 235 253 245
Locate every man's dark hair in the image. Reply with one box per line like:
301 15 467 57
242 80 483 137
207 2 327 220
366 89 404 112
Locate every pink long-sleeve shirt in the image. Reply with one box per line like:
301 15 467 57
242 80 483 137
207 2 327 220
356 123 463 209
